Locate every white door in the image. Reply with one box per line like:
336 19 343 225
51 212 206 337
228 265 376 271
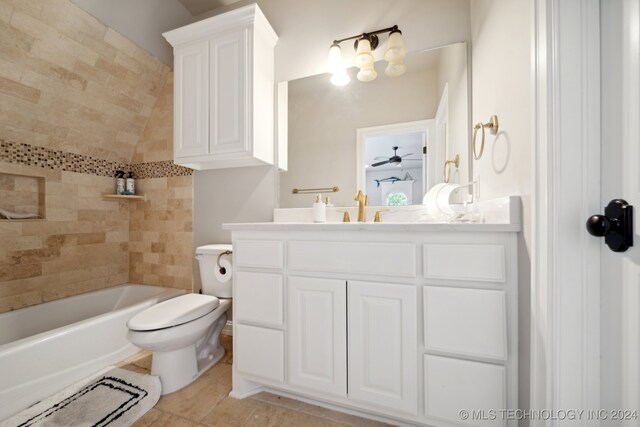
174 41 209 158
348 281 418 415
288 277 347 397
209 28 248 155
600 0 640 415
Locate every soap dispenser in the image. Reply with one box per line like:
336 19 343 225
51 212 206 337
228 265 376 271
313 194 326 223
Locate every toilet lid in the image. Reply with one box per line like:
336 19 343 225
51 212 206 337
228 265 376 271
127 294 220 331
196 244 232 255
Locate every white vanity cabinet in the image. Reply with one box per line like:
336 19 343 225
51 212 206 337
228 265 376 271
163 4 278 170
226 224 519 427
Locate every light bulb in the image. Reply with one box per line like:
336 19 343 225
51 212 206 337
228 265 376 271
384 30 407 62
354 38 374 68
331 70 350 86
357 63 377 82
327 43 343 74
385 61 406 77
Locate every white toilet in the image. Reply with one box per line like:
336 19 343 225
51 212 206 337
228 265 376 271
127 244 233 395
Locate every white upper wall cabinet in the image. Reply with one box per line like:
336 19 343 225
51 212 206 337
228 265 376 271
163 4 278 170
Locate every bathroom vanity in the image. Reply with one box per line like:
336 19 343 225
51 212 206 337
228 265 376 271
224 217 519 427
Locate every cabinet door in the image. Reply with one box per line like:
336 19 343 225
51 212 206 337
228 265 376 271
288 277 347 397
174 41 209 158
424 355 506 426
235 324 284 383
209 28 248 156
348 281 418 415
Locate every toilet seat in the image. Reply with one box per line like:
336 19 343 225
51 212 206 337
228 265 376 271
128 294 220 331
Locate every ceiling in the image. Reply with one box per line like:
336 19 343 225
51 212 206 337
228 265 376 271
72 0 470 80
365 132 424 172
177 0 243 16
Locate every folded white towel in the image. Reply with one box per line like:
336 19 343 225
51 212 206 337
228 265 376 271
0 207 39 219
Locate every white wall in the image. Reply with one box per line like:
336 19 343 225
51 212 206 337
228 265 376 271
470 0 532 411
193 166 278 288
280 66 438 208
195 0 471 82
71 0 194 65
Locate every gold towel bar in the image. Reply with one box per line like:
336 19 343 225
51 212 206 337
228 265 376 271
292 186 340 194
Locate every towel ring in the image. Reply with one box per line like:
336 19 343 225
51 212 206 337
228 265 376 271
472 115 499 160
444 155 460 183
216 250 232 272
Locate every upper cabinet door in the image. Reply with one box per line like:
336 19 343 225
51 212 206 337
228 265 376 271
288 276 347 397
209 28 248 156
163 4 277 170
174 41 209 158
348 281 418 415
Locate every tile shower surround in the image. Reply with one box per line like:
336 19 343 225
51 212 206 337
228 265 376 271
0 0 193 312
0 139 192 178
0 139 194 312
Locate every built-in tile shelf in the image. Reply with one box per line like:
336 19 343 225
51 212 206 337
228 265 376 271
0 172 46 220
101 194 146 201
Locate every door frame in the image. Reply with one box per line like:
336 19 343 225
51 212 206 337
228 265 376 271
435 84 449 189
531 0 601 420
355 119 435 200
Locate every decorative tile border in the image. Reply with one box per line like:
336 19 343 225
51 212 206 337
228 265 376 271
130 161 193 179
0 139 192 179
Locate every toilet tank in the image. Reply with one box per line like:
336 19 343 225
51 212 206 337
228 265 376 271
195 244 233 298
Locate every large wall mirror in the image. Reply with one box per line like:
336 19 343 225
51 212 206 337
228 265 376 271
278 42 470 208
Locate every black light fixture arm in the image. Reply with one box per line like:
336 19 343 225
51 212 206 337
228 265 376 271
332 25 400 51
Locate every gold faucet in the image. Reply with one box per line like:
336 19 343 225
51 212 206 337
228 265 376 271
354 190 368 222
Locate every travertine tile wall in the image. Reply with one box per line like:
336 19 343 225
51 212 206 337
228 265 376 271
0 0 169 163
0 162 129 312
129 72 194 293
129 175 193 291
131 72 174 164
0 0 195 312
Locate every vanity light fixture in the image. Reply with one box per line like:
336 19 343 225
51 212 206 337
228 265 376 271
327 25 407 85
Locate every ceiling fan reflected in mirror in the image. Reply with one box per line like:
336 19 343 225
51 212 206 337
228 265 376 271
371 146 422 167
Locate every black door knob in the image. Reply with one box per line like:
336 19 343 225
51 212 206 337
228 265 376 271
586 214 611 237
586 199 634 252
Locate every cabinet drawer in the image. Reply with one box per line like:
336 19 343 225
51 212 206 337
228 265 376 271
424 286 507 360
235 272 283 326
235 240 283 269
423 244 505 282
235 324 284 383
288 241 416 277
424 355 506 426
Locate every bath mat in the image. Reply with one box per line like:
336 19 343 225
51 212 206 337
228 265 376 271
1 367 160 427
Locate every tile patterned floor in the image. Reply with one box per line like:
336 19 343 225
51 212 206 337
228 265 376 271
121 336 390 427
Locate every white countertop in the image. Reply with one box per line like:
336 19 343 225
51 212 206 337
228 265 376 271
222 222 521 232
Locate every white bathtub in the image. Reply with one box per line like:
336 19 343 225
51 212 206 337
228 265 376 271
0 284 185 420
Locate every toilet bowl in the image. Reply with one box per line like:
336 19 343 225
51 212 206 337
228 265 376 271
126 244 233 395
